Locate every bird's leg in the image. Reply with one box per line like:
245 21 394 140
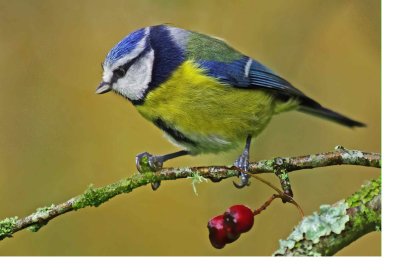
136 150 190 190
233 135 252 188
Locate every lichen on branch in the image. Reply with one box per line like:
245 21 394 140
274 177 381 256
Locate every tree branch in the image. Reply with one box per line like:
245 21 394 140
0 146 380 242
273 177 381 256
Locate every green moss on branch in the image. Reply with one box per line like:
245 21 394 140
0 148 380 242
0 217 18 238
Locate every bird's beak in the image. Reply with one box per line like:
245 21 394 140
96 82 111 94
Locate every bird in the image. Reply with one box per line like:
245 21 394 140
96 24 365 191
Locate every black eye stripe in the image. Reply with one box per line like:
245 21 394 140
111 48 150 83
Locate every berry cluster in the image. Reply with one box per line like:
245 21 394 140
207 205 255 249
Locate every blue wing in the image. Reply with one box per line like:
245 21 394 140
195 57 308 100
177 26 365 128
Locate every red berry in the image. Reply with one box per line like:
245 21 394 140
207 215 240 249
207 215 227 249
224 205 254 233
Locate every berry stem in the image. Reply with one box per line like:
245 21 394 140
253 194 279 216
238 170 305 218
252 193 304 218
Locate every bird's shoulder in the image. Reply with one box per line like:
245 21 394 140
154 25 242 62
185 31 244 63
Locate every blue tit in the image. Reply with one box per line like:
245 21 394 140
96 25 365 190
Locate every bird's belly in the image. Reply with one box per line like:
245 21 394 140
136 62 277 154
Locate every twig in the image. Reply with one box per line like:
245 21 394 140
0 147 380 241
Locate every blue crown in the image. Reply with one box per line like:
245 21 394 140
105 28 146 65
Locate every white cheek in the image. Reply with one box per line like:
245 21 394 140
113 49 154 101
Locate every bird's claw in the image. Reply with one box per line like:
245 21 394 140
136 152 163 172
151 182 161 191
233 152 250 188
135 152 163 191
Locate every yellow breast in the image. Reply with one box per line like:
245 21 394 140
136 60 283 154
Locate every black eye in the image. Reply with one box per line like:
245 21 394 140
114 68 126 78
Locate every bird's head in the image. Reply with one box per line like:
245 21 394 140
96 27 154 101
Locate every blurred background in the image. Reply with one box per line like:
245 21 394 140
0 0 380 256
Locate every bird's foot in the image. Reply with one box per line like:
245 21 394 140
135 152 162 191
233 151 250 188
136 152 164 172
